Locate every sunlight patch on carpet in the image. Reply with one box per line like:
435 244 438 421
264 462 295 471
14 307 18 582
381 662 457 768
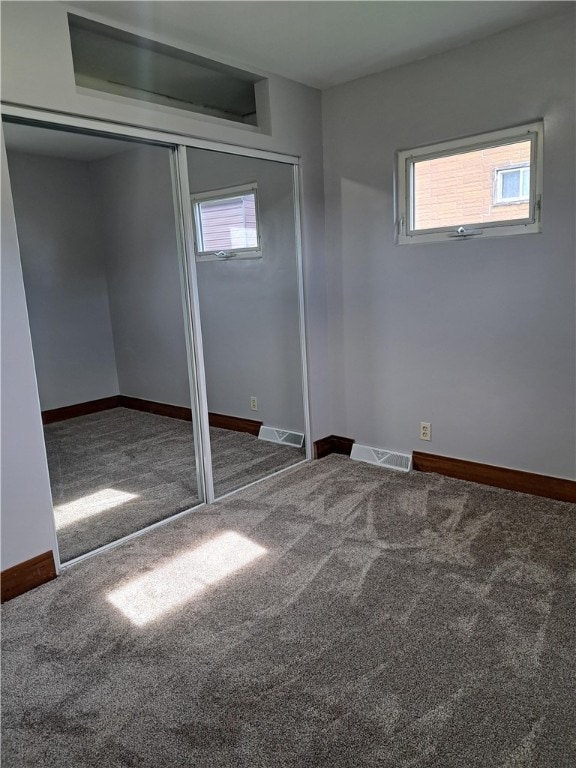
54 489 140 529
107 531 267 625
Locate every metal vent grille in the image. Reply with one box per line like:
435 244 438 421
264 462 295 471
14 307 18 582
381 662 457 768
350 444 412 472
258 426 305 448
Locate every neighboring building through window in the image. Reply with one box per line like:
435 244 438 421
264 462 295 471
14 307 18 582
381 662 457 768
191 184 261 260
396 121 543 244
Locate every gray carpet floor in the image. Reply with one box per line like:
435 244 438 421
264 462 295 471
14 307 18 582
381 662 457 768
45 408 305 563
2 455 575 767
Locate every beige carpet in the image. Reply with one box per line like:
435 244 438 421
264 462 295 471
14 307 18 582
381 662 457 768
2 455 575 767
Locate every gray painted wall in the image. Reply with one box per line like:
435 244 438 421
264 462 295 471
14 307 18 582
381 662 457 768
6 151 119 410
1 134 58 570
90 145 192 408
188 148 304 431
322 11 576 478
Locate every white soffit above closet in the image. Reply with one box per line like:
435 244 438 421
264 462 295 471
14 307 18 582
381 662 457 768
64 1 567 90
2 122 137 161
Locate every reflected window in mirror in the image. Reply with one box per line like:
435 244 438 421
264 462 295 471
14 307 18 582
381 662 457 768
191 183 262 261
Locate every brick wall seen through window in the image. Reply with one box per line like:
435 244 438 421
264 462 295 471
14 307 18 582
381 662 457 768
413 140 531 231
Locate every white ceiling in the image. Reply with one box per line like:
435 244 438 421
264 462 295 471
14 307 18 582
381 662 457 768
66 1 568 89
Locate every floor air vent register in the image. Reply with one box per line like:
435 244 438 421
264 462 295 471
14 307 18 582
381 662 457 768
258 426 305 449
350 444 412 472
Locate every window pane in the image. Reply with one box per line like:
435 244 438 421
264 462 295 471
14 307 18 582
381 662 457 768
501 170 520 199
412 139 531 230
198 194 258 251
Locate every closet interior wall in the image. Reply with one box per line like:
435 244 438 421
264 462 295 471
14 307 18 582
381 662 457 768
7 144 192 413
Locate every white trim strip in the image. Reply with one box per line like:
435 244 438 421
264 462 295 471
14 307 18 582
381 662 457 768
292 165 313 460
175 145 215 503
397 121 542 160
190 182 258 203
169 148 207 503
1 102 300 165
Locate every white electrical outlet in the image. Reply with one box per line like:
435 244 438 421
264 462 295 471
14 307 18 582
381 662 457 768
420 422 431 441
250 397 258 411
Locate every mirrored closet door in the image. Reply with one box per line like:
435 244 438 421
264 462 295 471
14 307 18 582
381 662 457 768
4 121 203 563
3 113 310 565
186 147 307 499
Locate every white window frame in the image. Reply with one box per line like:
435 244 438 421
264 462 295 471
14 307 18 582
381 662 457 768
494 164 530 205
190 182 262 261
395 121 543 245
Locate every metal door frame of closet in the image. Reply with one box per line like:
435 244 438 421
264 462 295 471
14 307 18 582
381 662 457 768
2 104 313 571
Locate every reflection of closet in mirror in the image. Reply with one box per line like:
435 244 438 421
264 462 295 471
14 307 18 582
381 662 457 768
4 122 202 563
186 148 306 499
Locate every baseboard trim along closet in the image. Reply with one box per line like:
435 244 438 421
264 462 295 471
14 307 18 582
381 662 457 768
313 435 355 460
208 412 263 436
42 396 119 424
117 396 192 421
412 451 576 503
1 551 57 602
122 404 264 435
42 397 265 436
42 395 192 423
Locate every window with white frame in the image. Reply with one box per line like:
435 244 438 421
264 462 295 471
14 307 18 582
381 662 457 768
191 183 262 260
494 165 530 204
395 121 543 244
